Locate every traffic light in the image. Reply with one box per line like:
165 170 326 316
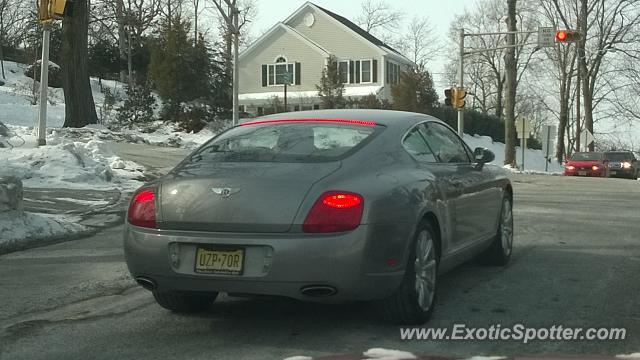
444 88 453 107
52 0 70 19
38 0 71 22
556 29 583 43
452 88 467 109
38 0 51 22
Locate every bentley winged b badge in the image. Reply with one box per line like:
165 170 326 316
211 187 241 198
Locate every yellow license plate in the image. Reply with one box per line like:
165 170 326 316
195 248 244 275
578 171 587 176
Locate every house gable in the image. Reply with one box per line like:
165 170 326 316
284 2 411 64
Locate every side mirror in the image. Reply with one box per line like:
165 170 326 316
473 147 495 169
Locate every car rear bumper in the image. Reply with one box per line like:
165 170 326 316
124 223 412 302
608 168 636 178
564 169 604 177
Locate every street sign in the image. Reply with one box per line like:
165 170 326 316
515 118 533 139
537 27 556 48
283 72 293 86
581 129 595 149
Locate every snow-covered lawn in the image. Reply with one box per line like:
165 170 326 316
0 212 88 253
463 134 564 174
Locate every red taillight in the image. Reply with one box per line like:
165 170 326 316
127 189 157 228
303 191 364 233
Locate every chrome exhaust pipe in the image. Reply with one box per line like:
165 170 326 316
135 276 157 290
300 285 337 297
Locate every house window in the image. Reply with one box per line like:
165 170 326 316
338 61 349 84
361 60 372 83
266 56 295 86
386 61 401 85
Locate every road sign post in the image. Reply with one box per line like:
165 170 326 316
283 72 293 113
516 118 532 171
542 125 557 172
457 29 465 137
36 22 52 146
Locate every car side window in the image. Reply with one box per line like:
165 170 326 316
402 126 438 163
421 123 471 163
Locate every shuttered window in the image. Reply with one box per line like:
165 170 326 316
261 58 300 86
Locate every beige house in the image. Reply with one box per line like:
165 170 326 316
238 2 413 116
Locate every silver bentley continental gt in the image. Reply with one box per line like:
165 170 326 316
124 109 513 325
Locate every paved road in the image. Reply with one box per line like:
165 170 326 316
1 175 639 359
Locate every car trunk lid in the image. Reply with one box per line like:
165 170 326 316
158 162 341 233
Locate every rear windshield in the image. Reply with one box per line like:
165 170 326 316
571 152 602 161
187 122 380 163
605 152 634 161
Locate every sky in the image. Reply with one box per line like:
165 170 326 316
249 0 480 90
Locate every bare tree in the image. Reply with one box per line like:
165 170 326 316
553 0 640 151
396 16 438 68
504 0 518 166
0 0 29 79
448 0 538 123
355 0 403 37
209 0 256 124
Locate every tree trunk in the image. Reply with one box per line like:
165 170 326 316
193 0 199 42
503 0 517 166
115 0 127 83
62 0 98 127
575 60 581 152
578 0 593 151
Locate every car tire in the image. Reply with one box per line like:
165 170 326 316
379 221 439 325
152 291 218 313
480 195 514 266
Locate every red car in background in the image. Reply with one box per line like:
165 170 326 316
564 152 607 177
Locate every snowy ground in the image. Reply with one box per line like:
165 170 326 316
463 134 564 174
0 211 88 253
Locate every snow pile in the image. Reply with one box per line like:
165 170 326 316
363 348 417 360
463 134 563 173
0 127 145 190
0 212 87 253
617 354 640 359
119 121 217 150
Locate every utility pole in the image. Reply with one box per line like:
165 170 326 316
36 22 52 146
457 28 465 137
232 5 240 125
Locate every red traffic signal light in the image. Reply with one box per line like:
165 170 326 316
556 29 582 43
